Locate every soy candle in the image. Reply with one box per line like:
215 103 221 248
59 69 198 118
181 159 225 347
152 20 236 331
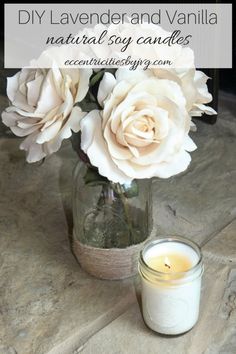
139 237 204 335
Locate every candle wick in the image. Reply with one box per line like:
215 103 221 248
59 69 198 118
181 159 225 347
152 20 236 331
165 263 171 269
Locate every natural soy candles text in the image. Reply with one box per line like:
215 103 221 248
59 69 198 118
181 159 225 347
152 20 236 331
139 237 204 335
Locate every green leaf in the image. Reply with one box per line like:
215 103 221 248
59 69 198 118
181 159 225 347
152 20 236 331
77 99 99 112
84 168 108 186
90 70 105 87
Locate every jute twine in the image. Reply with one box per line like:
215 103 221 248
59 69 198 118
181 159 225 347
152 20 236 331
73 234 148 280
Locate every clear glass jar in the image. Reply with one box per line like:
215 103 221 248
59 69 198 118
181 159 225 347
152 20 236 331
72 161 152 249
139 236 204 335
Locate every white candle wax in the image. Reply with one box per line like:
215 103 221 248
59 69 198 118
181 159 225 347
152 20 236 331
139 237 204 335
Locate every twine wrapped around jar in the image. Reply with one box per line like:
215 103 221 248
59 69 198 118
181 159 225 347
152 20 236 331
73 235 149 280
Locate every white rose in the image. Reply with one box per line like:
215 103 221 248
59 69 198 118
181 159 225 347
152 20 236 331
152 68 217 117
80 69 198 183
2 67 92 162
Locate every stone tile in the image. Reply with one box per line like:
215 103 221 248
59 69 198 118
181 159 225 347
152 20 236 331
76 260 236 354
203 219 236 265
0 95 12 137
0 139 136 354
0 345 17 354
202 267 236 354
151 109 236 245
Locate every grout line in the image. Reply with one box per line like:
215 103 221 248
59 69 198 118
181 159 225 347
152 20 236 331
45 290 136 354
74 303 135 354
200 215 236 249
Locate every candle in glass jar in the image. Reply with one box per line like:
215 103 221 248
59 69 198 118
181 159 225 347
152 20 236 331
139 237 204 335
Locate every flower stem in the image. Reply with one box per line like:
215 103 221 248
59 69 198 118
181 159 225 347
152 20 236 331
116 183 134 245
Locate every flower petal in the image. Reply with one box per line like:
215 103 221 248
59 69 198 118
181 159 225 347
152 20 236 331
97 72 117 107
193 104 217 116
183 135 197 152
20 133 46 163
116 68 152 84
81 110 132 183
115 149 191 179
36 120 63 144
35 70 62 115
75 68 93 103
7 72 21 102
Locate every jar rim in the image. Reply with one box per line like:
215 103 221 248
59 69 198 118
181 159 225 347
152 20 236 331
139 236 203 279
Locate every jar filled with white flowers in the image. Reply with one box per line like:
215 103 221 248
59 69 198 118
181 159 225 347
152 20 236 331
70 67 216 279
1 63 216 280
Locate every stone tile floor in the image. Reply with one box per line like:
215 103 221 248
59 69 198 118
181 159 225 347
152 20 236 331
0 93 235 354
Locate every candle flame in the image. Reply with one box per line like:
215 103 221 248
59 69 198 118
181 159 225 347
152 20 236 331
164 257 171 269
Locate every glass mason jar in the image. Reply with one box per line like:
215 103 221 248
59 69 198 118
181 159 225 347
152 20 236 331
139 237 204 335
72 161 152 279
